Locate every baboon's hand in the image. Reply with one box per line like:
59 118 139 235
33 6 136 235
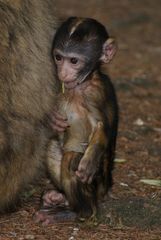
75 157 96 184
50 109 69 132
76 122 106 184
75 145 103 184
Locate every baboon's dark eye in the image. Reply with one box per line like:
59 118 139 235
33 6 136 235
55 54 62 61
70 58 78 64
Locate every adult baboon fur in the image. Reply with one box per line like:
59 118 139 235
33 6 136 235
0 0 57 211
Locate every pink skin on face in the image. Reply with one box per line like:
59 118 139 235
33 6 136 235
54 50 85 89
57 60 78 83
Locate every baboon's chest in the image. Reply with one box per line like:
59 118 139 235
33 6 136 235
58 93 91 153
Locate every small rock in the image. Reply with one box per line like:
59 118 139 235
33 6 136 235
68 237 74 240
73 227 79 236
134 118 144 126
120 183 129 187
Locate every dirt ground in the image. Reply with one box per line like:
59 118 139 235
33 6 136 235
1 0 161 239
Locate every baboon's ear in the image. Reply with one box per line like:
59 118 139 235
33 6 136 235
100 38 117 63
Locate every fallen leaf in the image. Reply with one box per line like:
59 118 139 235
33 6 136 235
114 158 127 163
140 179 161 187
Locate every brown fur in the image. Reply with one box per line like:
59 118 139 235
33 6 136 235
0 0 58 211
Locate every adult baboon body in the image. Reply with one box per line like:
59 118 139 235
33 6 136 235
0 0 57 211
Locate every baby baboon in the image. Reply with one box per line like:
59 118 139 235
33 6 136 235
36 17 118 224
